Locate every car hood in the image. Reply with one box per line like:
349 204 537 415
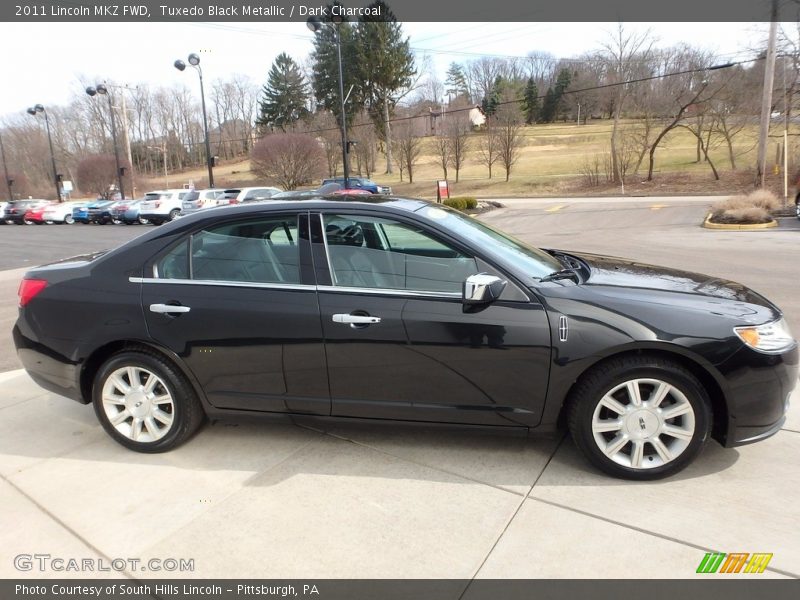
568 251 780 322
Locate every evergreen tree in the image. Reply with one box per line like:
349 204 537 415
540 87 557 122
311 2 415 174
522 77 540 125
553 68 572 121
444 62 470 101
354 1 416 173
256 53 309 132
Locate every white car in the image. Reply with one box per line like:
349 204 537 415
138 189 195 225
41 201 89 224
180 188 226 216
219 186 282 205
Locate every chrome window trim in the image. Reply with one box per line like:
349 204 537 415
316 285 461 299
129 277 460 299
129 277 314 292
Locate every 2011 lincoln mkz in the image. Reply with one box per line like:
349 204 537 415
13 196 798 479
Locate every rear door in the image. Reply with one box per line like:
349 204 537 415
141 211 330 415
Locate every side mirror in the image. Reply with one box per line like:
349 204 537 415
463 273 507 305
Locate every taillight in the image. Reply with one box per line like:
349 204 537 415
18 279 47 307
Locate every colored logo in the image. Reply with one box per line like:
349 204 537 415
696 552 773 574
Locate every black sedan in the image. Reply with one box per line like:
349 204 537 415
13 196 798 479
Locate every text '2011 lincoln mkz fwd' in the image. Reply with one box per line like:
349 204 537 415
13 196 798 479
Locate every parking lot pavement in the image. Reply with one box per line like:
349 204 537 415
1 198 798 579
0 368 797 579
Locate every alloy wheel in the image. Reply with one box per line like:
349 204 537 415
591 378 695 470
101 366 175 443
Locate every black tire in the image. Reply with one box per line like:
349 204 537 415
92 350 205 453
64 214 74 225
168 209 180 221
138 216 149 225
795 198 799 220
567 355 711 480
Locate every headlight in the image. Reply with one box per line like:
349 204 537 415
734 318 795 354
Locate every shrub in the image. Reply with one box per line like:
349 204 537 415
710 190 778 224
443 197 467 210
712 207 772 224
250 133 325 190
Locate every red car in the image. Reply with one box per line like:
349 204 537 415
22 203 56 225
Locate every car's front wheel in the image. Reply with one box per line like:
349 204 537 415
93 350 205 453
64 214 74 224
568 356 711 480
795 196 800 220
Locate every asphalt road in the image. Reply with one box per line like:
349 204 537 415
0 198 797 373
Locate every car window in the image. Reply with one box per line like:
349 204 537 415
153 217 301 283
323 214 478 293
192 216 300 284
243 188 270 200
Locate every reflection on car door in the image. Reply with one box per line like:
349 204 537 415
141 212 330 416
313 211 551 427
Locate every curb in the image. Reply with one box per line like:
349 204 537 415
702 213 778 230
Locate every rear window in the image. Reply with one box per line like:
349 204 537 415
223 189 241 199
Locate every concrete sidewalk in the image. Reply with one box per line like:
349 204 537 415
0 369 798 580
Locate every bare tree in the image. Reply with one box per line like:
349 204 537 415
445 110 471 183
392 117 423 183
77 154 128 198
495 102 524 182
433 135 450 180
478 118 501 179
600 24 654 183
250 133 325 190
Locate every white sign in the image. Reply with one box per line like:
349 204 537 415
61 180 73 192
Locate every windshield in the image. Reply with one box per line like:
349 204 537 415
418 205 562 279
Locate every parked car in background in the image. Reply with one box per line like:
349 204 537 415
22 202 56 224
139 189 195 225
321 177 391 194
110 199 147 225
3 200 50 225
73 200 113 224
180 189 225 216
41 201 89 224
220 187 282 205
13 196 796 480
87 200 123 224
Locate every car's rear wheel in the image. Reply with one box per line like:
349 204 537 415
795 197 800 220
137 216 149 225
112 217 122 225
567 356 711 480
64 214 74 224
168 209 180 221
93 350 204 453
24 218 35 225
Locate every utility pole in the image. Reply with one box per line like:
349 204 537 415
0 131 13 201
756 0 779 188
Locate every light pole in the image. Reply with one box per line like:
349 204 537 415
307 15 350 189
26 104 61 202
0 131 13 201
86 83 125 200
174 53 214 188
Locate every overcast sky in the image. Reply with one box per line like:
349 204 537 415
0 21 769 119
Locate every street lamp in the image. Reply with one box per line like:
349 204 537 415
86 83 125 200
26 104 62 202
174 53 214 188
307 15 350 189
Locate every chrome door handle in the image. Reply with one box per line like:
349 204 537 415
332 314 381 325
149 303 191 314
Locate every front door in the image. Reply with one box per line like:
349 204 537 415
313 211 551 427
142 212 330 415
